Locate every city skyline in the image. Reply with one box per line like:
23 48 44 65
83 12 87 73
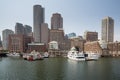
0 0 120 41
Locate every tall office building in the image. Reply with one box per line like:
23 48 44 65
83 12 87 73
33 5 44 42
15 23 24 34
51 13 63 30
41 23 49 45
102 16 114 43
67 33 76 39
2 29 14 50
24 25 32 36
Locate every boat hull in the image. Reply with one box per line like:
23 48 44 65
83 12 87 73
68 56 85 61
85 53 100 60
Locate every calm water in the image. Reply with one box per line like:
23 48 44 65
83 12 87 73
0 57 120 80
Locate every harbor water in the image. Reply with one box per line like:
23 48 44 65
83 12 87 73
0 57 120 80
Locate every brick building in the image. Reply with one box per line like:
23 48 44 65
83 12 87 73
107 42 120 56
84 31 98 41
84 41 102 54
27 43 47 52
70 36 85 51
8 34 33 53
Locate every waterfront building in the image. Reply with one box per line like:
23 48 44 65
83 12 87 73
67 33 76 39
84 31 98 41
33 5 44 42
15 23 24 34
49 29 65 50
8 34 33 53
24 25 32 36
107 42 120 56
41 23 49 46
84 41 102 54
49 41 58 50
70 36 85 51
50 29 71 50
51 13 63 30
101 16 114 43
27 43 47 52
2 29 14 50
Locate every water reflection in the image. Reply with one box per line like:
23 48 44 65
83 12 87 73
0 57 120 80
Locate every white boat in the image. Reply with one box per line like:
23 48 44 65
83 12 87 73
85 52 100 60
44 52 49 58
67 47 85 61
24 50 44 61
7 52 20 57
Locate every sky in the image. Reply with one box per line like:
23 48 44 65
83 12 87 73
0 0 120 41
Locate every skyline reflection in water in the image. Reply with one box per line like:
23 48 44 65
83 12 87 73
0 57 120 80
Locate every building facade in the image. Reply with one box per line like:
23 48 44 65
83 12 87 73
67 32 76 39
41 23 49 46
15 23 24 34
24 25 32 36
84 41 102 54
33 5 44 42
102 16 114 43
84 31 98 41
70 36 85 51
50 29 64 43
8 34 33 53
2 29 14 50
49 29 65 50
51 13 63 30
0 36 2 48
27 43 47 52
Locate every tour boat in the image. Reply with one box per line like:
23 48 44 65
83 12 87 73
67 47 85 61
85 52 100 60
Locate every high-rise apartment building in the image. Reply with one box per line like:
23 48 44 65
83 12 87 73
2 29 14 50
102 16 114 43
33 5 44 42
15 23 24 34
51 13 63 30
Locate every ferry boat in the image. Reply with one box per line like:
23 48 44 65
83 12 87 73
67 47 85 61
85 52 100 60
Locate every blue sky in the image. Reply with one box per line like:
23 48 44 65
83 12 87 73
0 0 120 41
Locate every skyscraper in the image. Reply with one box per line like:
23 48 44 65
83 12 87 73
2 29 14 50
101 16 114 43
51 13 63 30
15 23 24 34
41 23 49 45
24 25 32 36
33 5 44 42
67 32 76 39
